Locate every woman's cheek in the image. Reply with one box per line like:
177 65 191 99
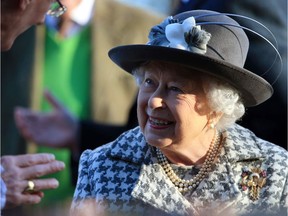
137 105 146 131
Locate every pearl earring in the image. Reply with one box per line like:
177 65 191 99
210 123 215 129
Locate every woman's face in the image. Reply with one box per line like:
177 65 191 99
137 63 211 149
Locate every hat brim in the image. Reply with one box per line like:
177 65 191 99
108 45 273 107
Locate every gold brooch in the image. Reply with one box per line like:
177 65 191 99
239 166 267 201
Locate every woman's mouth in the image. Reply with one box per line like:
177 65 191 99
148 117 173 128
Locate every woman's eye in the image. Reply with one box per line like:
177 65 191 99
169 86 182 92
144 78 153 86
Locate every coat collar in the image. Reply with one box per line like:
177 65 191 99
107 125 268 214
223 124 266 162
107 127 149 164
107 124 267 164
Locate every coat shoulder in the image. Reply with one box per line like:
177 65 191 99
232 124 288 160
80 126 147 167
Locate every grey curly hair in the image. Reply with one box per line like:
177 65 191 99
201 77 245 130
132 61 245 131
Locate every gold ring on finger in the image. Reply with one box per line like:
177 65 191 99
24 180 35 193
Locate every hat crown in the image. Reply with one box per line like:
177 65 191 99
149 10 249 68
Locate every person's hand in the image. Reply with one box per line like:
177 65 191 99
1 153 65 209
14 90 79 151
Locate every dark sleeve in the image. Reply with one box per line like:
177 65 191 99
71 97 138 185
80 97 138 152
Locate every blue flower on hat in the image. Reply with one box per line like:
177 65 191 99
148 16 177 46
166 17 211 54
148 16 211 55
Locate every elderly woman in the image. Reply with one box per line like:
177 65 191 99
71 10 287 216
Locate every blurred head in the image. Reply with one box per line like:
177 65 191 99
1 0 66 51
134 61 244 148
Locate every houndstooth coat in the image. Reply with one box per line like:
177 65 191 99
71 124 288 216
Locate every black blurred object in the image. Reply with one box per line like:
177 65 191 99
1 26 36 155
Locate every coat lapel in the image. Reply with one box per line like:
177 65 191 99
185 133 242 214
131 153 197 215
186 125 266 214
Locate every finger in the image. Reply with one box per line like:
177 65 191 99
18 154 56 167
1 153 56 168
44 89 65 111
18 193 43 205
21 160 65 179
27 191 44 198
9 180 46 196
30 178 59 191
37 191 44 198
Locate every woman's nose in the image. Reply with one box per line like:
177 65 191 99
148 90 167 110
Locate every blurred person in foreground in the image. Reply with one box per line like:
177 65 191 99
0 0 67 210
70 10 287 215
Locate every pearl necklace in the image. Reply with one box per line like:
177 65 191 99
156 131 221 193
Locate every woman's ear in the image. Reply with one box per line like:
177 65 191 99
19 0 32 10
208 112 223 129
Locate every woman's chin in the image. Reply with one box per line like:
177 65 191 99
144 134 172 148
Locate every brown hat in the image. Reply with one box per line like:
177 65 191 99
109 10 278 107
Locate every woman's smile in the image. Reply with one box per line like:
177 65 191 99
148 116 174 129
